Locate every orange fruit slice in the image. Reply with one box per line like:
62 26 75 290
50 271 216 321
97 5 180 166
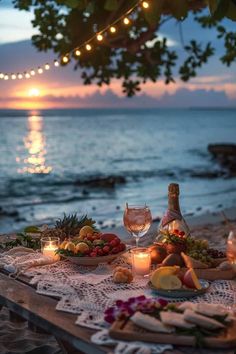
151 266 180 288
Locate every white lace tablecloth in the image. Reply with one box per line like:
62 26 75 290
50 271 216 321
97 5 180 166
1 250 236 353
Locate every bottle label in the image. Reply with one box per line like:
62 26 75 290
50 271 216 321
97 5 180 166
161 210 182 227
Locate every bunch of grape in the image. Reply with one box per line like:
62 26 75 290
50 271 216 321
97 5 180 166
207 248 226 259
186 237 213 265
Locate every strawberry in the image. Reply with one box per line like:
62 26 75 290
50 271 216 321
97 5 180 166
97 249 104 256
90 252 97 257
179 231 185 237
110 238 120 248
173 229 179 235
119 243 126 251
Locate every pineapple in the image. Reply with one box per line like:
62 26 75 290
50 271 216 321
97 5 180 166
42 213 97 241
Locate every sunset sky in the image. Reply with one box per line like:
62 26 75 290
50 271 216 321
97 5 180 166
0 1 236 109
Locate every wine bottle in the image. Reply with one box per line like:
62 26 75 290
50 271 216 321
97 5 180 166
157 183 190 240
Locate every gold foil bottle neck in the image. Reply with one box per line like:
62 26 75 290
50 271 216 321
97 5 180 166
168 183 179 195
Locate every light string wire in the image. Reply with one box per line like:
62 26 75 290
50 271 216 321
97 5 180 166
0 1 150 82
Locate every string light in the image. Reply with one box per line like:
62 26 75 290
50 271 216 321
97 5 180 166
97 34 103 41
0 0 150 82
85 43 92 51
62 55 69 64
142 1 149 8
110 26 116 33
123 17 130 25
75 49 81 57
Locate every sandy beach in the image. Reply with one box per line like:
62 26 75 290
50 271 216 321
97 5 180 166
0 207 236 354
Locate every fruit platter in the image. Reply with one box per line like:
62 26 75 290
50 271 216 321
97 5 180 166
149 229 235 280
108 296 236 349
56 224 126 266
149 265 209 298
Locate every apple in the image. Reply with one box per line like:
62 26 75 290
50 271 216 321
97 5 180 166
183 268 202 290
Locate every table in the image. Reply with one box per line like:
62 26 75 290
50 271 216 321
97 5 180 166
0 271 108 354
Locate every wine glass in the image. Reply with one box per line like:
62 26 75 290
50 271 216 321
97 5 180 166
123 204 152 247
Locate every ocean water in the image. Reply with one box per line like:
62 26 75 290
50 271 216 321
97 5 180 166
0 108 236 233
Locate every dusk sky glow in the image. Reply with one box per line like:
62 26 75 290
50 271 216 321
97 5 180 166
0 1 236 109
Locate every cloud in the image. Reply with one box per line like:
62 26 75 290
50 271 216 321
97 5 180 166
0 87 234 109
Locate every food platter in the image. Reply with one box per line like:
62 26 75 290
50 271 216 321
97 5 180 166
110 316 236 349
62 250 126 266
148 279 209 298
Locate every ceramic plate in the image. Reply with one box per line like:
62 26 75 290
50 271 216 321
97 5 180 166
148 279 209 298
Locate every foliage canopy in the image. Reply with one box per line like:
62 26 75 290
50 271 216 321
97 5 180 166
9 0 236 96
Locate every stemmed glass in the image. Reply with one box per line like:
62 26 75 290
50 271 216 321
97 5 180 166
123 203 152 247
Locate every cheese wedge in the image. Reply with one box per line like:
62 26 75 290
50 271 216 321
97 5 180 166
160 311 195 329
183 309 225 329
130 312 174 333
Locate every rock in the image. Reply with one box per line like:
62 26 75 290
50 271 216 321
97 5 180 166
75 175 126 188
208 143 236 175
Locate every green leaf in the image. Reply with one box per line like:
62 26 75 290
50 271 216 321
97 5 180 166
104 0 119 11
24 225 41 233
168 0 188 20
226 0 236 20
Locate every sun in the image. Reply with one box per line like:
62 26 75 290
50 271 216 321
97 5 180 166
28 88 40 97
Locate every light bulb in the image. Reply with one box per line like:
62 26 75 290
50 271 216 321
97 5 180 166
18 73 23 79
30 69 35 76
85 44 92 51
97 34 103 41
142 1 149 9
25 72 31 79
0 73 4 79
11 74 17 80
38 67 43 74
110 26 116 33
75 49 81 57
54 60 60 67
62 55 69 63
45 63 50 70
4 74 9 80
123 17 130 25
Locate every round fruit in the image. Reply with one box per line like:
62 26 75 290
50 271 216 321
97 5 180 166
59 240 68 249
79 226 95 237
148 244 167 264
65 242 76 253
165 243 186 254
102 245 110 254
75 242 90 254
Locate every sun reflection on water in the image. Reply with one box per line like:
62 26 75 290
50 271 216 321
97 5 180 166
17 115 52 174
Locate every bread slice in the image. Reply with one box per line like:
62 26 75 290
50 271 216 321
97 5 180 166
160 311 195 329
130 312 174 333
181 252 208 269
183 309 225 329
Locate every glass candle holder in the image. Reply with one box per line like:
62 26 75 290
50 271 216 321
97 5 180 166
227 231 236 271
131 247 151 277
41 237 60 261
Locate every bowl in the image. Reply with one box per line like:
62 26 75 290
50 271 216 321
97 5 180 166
62 251 126 266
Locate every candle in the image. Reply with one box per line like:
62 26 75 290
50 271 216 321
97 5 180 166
131 248 151 276
41 237 59 261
